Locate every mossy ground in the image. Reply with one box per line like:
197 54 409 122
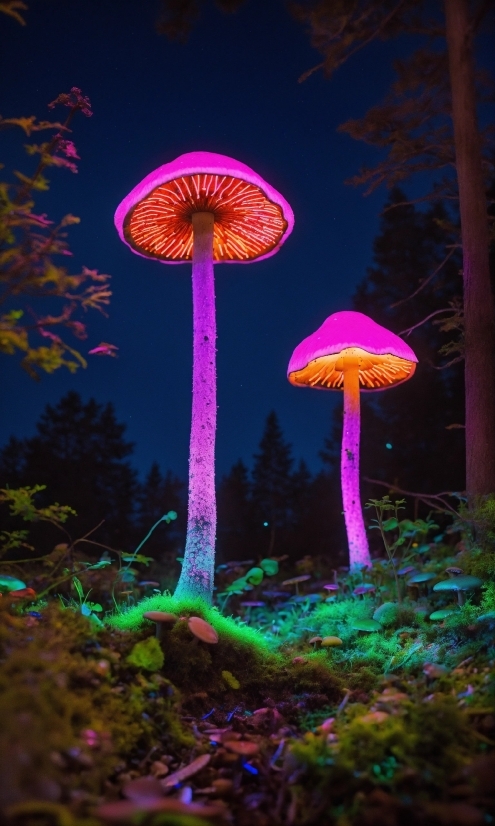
1 542 494 826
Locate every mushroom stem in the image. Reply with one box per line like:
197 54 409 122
174 212 217 604
341 358 371 569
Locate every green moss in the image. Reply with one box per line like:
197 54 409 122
0 603 191 807
107 593 271 652
221 670 240 689
126 636 164 671
291 697 476 793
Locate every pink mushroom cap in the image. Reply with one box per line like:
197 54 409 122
115 151 294 265
288 311 417 392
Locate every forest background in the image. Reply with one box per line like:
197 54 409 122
1 0 493 584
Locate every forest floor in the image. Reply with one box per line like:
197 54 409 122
1 512 495 826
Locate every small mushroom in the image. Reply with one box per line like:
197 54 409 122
240 601 265 618
353 584 375 598
282 574 311 596
188 616 218 644
397 565 416 577
8 587 36 600
429 608 457 621
407 571 436 597
350 618 381 633
143 611 179 640
309 636 323 649
445 566 463 577
433 575 482 607
321 636 343 647
224 739 259 757
0 575 27 593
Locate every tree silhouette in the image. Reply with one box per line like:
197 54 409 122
0 391 137 550
294 0 495 495
216 459 253 562
322 187 465 499
251 411 295 557
137 462 186 562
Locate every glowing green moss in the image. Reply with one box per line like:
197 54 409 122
126 636 164 671
107 593 271 653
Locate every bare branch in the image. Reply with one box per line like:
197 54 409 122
391 247 457 308
432 354 464 369
399 307 455 336
363 477 461 516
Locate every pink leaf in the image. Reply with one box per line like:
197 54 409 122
88 342 119 357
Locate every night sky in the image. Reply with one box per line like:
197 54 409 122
1 0 426 481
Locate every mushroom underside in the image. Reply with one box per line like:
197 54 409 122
125 173 287 262
289 348 415 390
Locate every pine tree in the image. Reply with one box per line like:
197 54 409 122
293 0 495 495
0 391 138 550
251 412 294 557
136 462 186 561
322 187 465 497
216 459 253 562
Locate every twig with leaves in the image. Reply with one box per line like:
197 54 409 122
0 87 115 377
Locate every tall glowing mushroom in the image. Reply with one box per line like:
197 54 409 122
288 311 417 569
115 152 294 602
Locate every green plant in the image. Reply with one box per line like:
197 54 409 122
366 496 439 602
217 557 279 611
366 497 407 602
64 574 103 627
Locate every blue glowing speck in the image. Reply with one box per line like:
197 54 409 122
385 443 392 449
263 521 269 527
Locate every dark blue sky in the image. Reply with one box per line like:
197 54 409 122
0 0 447 480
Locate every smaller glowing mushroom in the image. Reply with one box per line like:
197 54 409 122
288 311 417 569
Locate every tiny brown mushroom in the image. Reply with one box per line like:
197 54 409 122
188 616 219 644
281 574 311 596
309 636 323 649
445 566 463 577
224 739 259 756
143 611 179 640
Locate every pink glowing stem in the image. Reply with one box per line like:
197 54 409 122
341 365 371 569
174 213 217 602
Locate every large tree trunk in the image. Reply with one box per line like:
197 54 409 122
444 0 495 496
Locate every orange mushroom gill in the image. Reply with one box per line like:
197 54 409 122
125 173 287 262
288 347 416 391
